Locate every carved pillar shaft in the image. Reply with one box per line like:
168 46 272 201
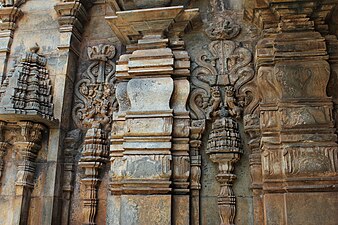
246 127 263 225
106 5 197 224
79 128 109 225
326 35 338 139
170 40 191 225
61 134 79 225
251 1 338 224
13 122 45 225
189 120 204 225
207 117 242 225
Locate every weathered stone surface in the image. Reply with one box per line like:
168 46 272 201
121 195 171 225
0 0 337 225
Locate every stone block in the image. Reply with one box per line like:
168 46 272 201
172 195 190 225
121 195 171 225
126 117 173 136
285 192 338 225
264 194 286 225
127 77 174 112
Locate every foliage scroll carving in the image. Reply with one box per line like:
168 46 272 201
188 6 254 224
73 44 118 131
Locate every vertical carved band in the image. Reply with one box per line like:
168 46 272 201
73 44 117 225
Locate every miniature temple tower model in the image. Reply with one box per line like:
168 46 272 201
106 1 198 224
0 45 56 225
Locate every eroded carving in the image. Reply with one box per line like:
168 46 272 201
61 129 82 225
205 16 241 41
189 9 253 224
0 121 8 183
73 44 118 130
73 44 118 225
0 45 56 123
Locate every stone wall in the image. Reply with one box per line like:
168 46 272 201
0 0 336 225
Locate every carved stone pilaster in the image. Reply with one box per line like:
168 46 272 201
189 120 204 225
79 127 109 225
106 4 197 225
245 1 338 224
207 117 242 225
189 5 254 223
73 44 117 225
14 121 45 225
54 0 92 41
243 114 263 225
61 130 81 225
326 35 338 139
0 5 22 81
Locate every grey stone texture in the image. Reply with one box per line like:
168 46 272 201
0 0 337 225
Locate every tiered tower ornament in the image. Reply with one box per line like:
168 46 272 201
189 0 254 224
0 44 56 125
0 44 55 225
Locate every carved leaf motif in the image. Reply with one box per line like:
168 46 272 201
189 40 253 121
205 16 241 40
72 45 118 130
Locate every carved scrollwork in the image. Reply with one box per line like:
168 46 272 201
189 40 254 122
188 8 254 224
205 16 241 41
73 44 118 131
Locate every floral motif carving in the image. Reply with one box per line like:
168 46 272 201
189 11 254 224
73 44 118 130
73 44 118 225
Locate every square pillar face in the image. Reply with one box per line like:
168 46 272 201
120 195 171 225
264 192 338 225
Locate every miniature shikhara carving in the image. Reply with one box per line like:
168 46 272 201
0 44 55 122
